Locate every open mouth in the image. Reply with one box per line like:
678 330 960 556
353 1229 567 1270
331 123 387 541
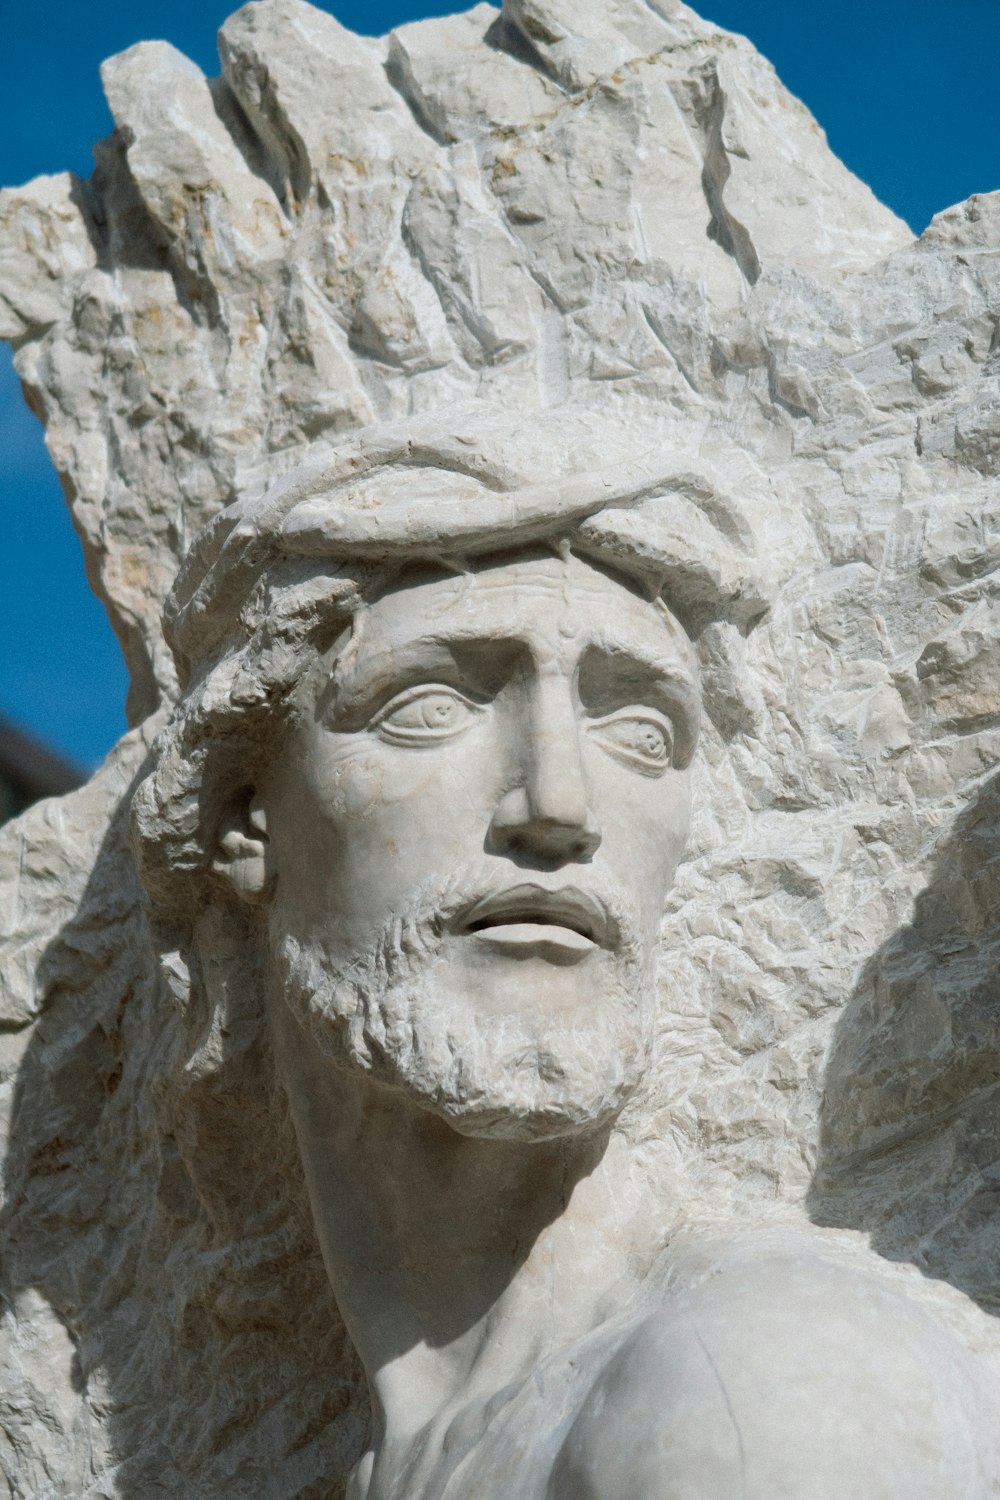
456 885 613 962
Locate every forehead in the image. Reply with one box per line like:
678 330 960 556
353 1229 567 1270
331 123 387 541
348 549 694 666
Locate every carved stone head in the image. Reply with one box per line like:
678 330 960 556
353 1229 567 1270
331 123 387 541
132 408 767 1140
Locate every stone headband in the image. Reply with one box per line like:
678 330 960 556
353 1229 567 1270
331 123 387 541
165 416 772 683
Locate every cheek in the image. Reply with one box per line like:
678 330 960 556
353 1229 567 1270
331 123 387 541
289 728 508 880
303 745 388 821
592 766 691 913
268 733 506 953
314 738 500 821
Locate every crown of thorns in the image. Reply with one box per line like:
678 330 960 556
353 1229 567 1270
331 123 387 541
166 414 771 682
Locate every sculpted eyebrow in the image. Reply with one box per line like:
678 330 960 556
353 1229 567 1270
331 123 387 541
324 636 519 724
579 637 697 699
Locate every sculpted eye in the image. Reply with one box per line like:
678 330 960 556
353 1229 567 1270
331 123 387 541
373 686 482 745
590 712 673 775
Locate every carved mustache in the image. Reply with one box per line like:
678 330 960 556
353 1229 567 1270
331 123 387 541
271 862 640 985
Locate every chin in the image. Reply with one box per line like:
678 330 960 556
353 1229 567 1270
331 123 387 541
428 1078 641 1143
413 1038 650 1140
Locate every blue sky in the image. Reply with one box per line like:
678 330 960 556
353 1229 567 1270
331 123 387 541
2 0 998 769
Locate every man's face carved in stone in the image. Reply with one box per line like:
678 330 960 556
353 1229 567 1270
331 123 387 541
235 550 697 1140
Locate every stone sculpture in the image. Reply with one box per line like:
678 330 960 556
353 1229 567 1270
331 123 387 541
1 0 999 1495
125 413 998 1497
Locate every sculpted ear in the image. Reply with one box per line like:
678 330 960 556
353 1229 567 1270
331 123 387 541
211 794 274 903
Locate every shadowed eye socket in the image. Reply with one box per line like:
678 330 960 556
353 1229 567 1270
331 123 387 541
372 685 484 745
589 712 674 775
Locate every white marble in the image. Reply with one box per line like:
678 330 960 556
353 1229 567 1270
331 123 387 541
1 1 1000 1495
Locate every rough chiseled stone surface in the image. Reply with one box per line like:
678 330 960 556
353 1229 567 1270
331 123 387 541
1 0 999 1494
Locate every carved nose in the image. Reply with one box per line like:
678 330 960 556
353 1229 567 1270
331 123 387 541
488 685 602 864
489 785 602 864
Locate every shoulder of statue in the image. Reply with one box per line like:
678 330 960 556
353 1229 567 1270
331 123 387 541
546 1230 1000 1500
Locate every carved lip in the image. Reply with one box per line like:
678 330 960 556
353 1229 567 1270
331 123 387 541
455 884 614 950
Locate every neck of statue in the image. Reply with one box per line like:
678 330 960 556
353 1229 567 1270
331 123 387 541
268 995 663 1456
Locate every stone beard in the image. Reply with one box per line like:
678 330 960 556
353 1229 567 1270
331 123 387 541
270 864 653 1143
